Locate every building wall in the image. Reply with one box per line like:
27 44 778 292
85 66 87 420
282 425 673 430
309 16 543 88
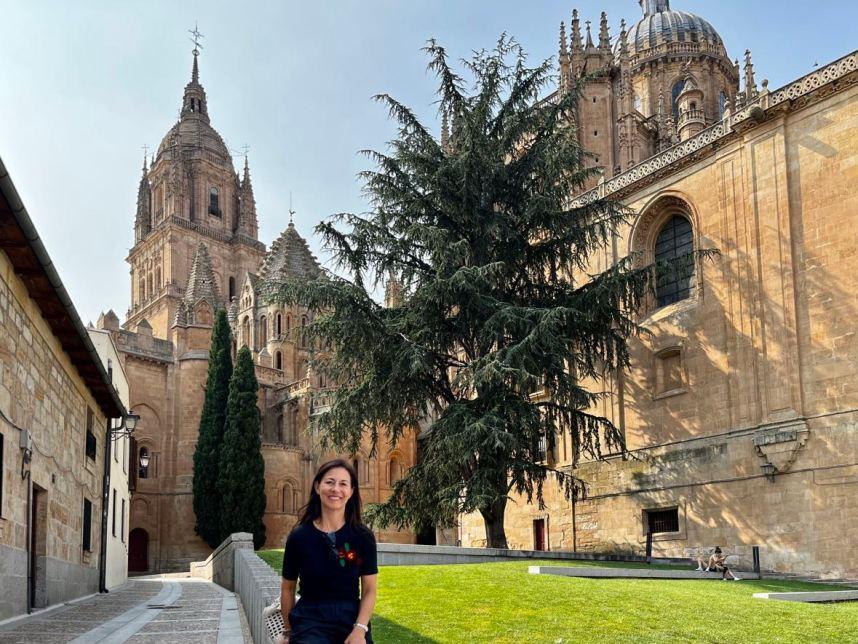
461 67 858 578
88 329 132 590
0 249 108 619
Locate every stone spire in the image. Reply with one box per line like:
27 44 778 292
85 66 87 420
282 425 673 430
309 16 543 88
259 223 322 282
744 49 758 101
236 156 259 238
558 21 570 93
640 0 670 16
598 12 611 54
585 20 594 49
180 49 209 123
570 9 583 78
174 242 223 326
440 109 450 151
617 20 631 114
134 155 151 244
384 273 404 308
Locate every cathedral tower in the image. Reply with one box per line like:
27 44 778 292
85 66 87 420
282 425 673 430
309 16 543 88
126 48 264 338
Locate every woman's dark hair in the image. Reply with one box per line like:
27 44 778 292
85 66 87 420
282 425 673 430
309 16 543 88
714 547 722 554
296 458 363 528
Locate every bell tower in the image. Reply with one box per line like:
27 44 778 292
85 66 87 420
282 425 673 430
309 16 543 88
125 37 265 339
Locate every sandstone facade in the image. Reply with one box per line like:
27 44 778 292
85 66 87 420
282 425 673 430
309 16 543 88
0 163 124 619
461 3 858 579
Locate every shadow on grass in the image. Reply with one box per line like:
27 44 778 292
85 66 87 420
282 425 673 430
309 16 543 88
372 615 438 643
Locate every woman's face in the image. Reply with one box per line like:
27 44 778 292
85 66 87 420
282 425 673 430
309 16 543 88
315 466 354 514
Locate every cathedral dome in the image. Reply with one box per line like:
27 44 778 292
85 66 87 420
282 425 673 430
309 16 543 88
623 0 728 61
156 117 231 165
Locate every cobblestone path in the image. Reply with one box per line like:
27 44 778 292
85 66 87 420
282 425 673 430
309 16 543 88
0 577 250 643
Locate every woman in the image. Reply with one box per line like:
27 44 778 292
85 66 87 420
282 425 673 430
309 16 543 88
279 459 378 643
695 547 741 580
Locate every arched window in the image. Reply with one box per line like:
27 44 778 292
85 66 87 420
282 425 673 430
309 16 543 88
287 406 299 446
300 316 308 347
389 457 403 486
671 80 685 118
154 267 161 292
275 351 282 371
138 447 150 479
229 277 236 301
655 215 695 307
209 187 220 216
147 273 153 300
286 315 292 336
318 373 325 389
282 482 298 514
259 316 267 346
276 412 284 443
719 90 728 118
241 316 251 348
139 276 146 303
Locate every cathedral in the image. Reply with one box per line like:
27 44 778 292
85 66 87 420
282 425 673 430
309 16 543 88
97 48 415 572
461 0 858 578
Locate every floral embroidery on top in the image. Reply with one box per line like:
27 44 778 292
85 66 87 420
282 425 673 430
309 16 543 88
336 542 363 568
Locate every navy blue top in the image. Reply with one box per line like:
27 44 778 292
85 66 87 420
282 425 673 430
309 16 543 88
282 523 378 602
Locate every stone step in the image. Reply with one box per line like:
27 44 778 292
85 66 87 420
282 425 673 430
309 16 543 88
753 590 858 603
529 566 761 580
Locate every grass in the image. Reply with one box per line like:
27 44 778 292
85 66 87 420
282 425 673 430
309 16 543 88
258 549 858 643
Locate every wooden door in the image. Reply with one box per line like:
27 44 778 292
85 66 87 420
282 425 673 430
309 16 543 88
533 518 546 551
128 528 149 572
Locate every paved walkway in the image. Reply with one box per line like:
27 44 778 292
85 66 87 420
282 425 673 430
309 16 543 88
0 576 250 644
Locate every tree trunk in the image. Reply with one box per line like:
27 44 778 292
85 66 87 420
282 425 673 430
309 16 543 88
479 498 509 549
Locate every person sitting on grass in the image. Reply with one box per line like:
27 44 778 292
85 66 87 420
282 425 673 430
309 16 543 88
695 547 742 580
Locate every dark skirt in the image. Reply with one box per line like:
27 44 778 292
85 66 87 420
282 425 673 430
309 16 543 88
289 599 373 644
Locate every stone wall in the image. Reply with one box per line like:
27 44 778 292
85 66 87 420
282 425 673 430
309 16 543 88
461 69 858 579
0 249 109 620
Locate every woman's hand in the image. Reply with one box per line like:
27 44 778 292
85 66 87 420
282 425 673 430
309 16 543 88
344 626 367 644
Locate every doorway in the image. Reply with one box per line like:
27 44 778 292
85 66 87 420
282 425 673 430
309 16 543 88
30 485 48 608
128 528 149 573
533 518 546 551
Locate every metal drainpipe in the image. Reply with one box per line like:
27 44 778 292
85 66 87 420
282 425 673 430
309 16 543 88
98 418 113 593
25 468 33 613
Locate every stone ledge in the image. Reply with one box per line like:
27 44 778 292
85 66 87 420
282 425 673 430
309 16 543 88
529 566 761 580
377 543 688 566
753 590 858 603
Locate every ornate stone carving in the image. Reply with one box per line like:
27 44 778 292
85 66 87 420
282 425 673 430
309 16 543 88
752 419 810 474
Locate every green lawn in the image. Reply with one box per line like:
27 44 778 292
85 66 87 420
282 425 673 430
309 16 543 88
258 549 858 643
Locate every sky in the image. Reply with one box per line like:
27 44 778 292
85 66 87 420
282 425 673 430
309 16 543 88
0 0 855 324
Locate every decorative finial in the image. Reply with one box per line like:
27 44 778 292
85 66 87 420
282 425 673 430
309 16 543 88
141 144 149 171
288 191 295 224
744 49 757 99
559 21 568 56
585 20 594 48
598 12 611 51
188 22 204 83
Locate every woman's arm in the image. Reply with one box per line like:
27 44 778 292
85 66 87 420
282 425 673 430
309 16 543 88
280 578 297 637
344 574 378 644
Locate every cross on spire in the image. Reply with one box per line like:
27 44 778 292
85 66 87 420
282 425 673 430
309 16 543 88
289 191 296 224
189 22 204 56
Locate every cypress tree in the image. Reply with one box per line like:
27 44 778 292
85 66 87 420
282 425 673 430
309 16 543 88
192 308 233 548
218 345 267 549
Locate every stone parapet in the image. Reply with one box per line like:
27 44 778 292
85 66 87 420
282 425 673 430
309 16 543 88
190 532 254 591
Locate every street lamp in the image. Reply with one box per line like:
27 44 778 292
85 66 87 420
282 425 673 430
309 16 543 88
139 450 150 470
110 412 140 440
